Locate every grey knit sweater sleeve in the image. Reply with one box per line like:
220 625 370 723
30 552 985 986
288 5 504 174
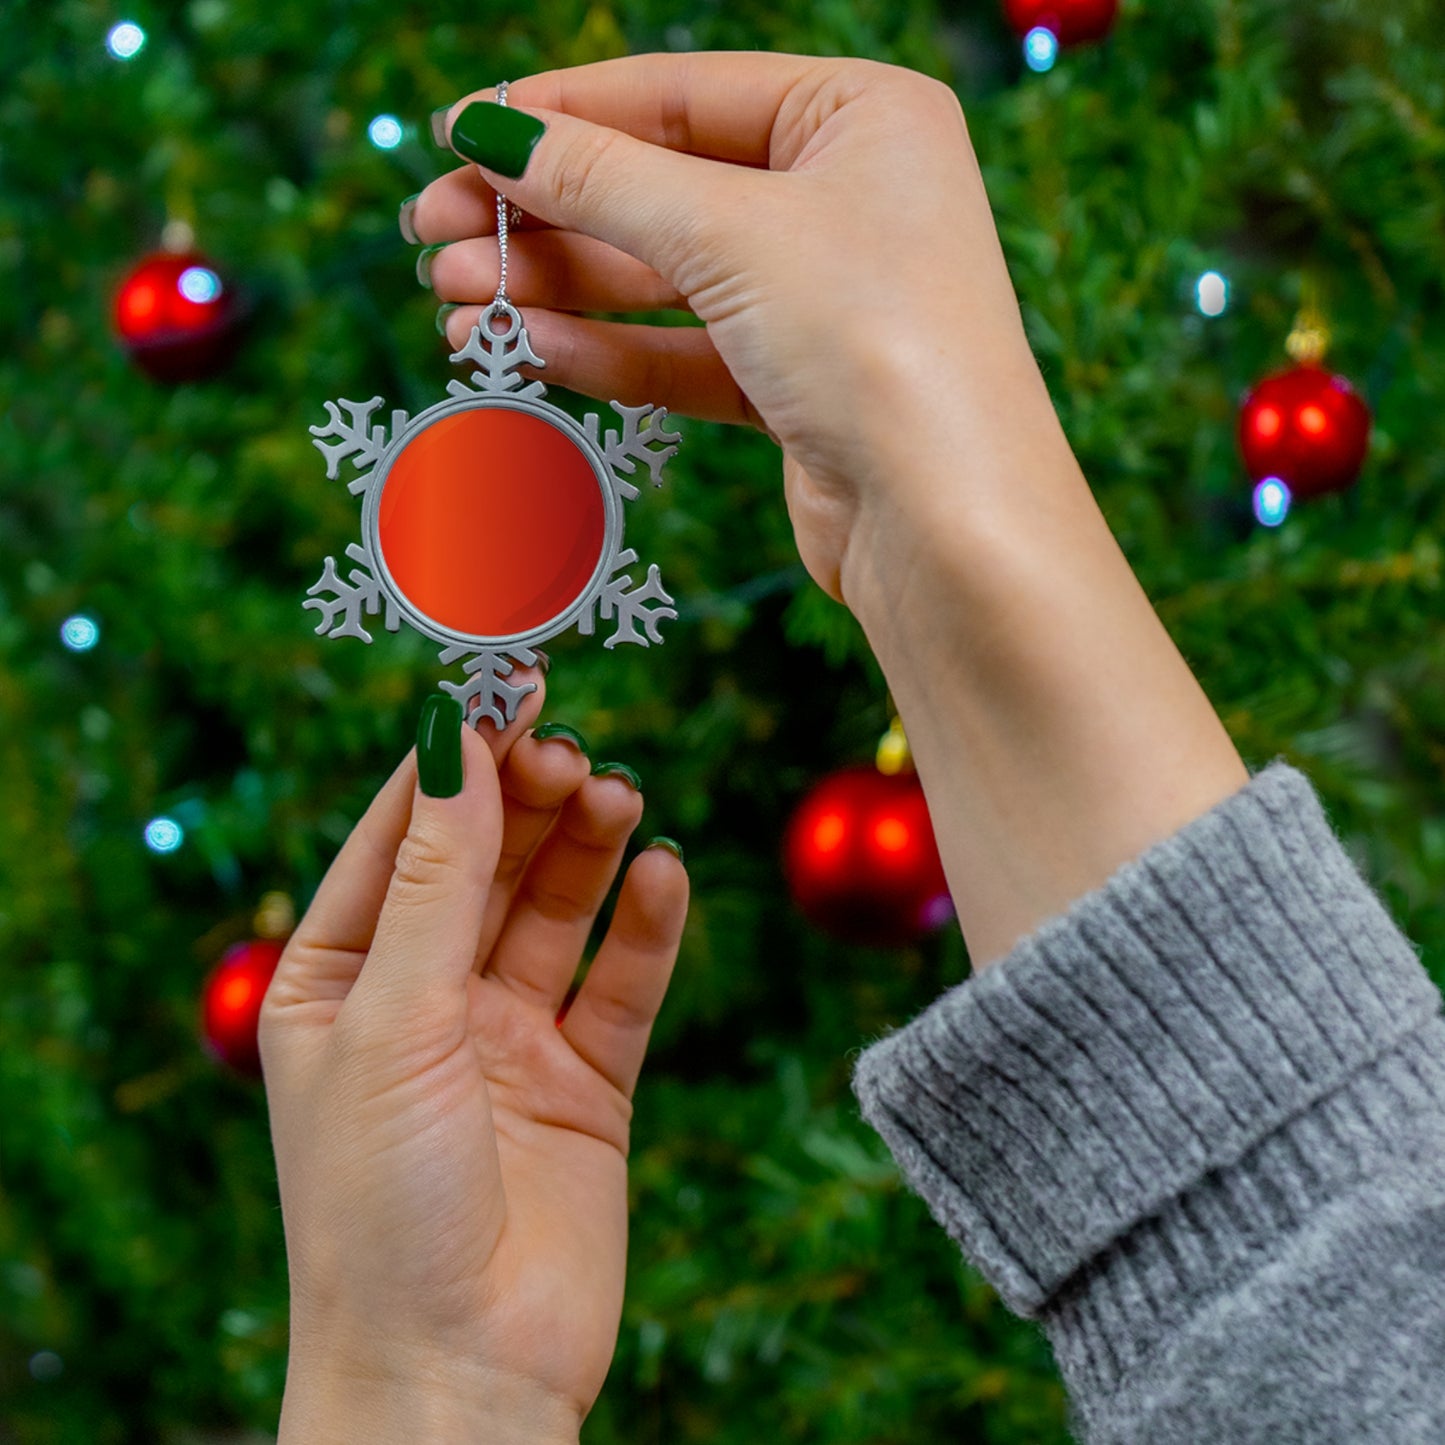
849 758 1445 1442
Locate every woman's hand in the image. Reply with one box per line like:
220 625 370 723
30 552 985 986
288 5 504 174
410 53 1060 607
259 675 688 1442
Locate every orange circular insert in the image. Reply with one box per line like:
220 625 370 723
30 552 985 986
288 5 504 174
377 407 606 637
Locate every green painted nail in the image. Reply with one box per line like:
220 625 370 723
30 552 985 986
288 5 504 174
435 302 460 337
398 193 422 245
644 836 684 865
450 100 546 179
417 694 464 797
591 760 641 791
532 722 589 756
430 105 452 148
416 242 448 290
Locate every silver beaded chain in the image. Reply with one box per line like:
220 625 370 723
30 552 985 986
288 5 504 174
491 82 524 318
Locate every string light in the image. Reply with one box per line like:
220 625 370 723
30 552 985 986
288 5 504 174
144 817 185 853
178 266 223 303
1024 27 1059 72
105 21 146 59
28 1351 63 1382
60 615 100 651
1253 477 1291 528
1196 270 1229 317
367 114 404 150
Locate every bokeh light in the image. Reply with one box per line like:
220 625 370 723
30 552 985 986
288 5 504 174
105 21 146 59
178 266 222 304
368 114 404 150
1196 270 1229 317
60 615 100 651
144 817 185 853
1253 476 1292 528
1024 26 1059 72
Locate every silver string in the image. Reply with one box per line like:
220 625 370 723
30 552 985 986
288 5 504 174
493 82 513 316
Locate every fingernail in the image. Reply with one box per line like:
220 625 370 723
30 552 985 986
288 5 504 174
591 760 641 791
416 242 448 290
532 722 589 756
417 693 464 797
398 193 422 245
430 105 452 148
435 302 460 337
532 648 551 676
450 100 546 179
644 836 684 865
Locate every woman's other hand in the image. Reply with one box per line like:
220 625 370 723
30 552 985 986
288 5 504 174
260 674 688 1441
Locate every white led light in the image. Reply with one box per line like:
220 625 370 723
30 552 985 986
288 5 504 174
60 615 100 651
1024 26 1059 72
144 817 185 853
178 266 222 303
1253 477 1291 528
368 114 404 150
106 21 146 59
1196 270 1229 317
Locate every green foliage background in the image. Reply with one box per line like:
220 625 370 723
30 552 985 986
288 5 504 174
3 0 1444 1440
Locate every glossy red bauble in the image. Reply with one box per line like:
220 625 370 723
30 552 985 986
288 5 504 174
1003 0 1119 45
113 250 240 382
1238 362 1372 500
783 765 954 948
200 939 284 1076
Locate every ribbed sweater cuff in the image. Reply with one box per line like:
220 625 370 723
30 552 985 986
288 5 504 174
849 758 1444 1318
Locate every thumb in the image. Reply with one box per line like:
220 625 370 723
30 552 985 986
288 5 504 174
441 94 760 291
345 695 503 1032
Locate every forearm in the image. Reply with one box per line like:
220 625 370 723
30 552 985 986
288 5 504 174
842 360 1250 971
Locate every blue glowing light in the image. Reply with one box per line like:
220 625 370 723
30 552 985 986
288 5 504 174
1253 477 1292 528
144 817 185 853
368 114 404 150
106 21 146 59
1024 26 1059 72
1196 270 1229 317
60 615 100 651
178 266 222 303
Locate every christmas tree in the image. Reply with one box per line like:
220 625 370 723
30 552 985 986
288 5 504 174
3 0 1443 1441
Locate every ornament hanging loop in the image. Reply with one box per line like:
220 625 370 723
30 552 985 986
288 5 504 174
482 300 524 342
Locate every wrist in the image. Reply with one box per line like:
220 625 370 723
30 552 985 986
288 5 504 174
839 350 1083 634
838 404 1248 973
279 1344 582 1445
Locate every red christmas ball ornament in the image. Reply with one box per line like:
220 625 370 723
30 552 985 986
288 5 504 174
1003 0 1119 46
113 250 240 382
1238 362 1371 501
783 764 954 947
200 939 284 1076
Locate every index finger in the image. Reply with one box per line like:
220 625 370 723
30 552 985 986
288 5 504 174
453 51 854 169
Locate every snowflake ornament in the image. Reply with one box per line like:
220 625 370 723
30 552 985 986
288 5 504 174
304 302 681 728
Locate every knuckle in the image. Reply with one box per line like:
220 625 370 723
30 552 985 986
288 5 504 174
581 981 656 1038
390 823 467 898
548 125 624 219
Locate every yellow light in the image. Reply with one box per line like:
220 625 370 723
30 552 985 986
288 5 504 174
1298 404 1328 436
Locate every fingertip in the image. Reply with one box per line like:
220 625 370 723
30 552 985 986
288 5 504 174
621 840 691 935
642 836 685 867
630 837 691 907
468 665 547 759
499 724 592 809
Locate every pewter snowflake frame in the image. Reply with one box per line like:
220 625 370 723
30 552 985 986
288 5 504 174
304 303 681 729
